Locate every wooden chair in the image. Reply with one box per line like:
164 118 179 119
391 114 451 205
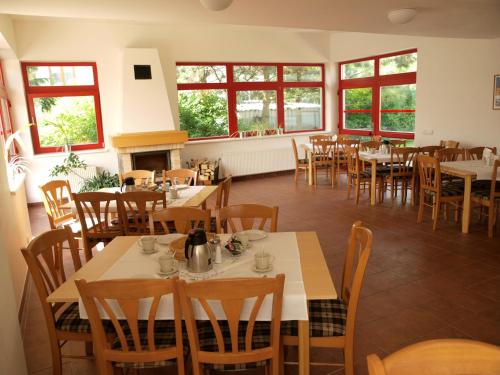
311 139 336 187
291 138 308 183
440 140 460 148
418 145 444 157
116 191 166 235
416 155 464 230
389 139 406 148
281 221 373 375
150 207 211 234
371 135 382 142
21 227 93 375
466 146 497 160
471 160 500 238
436 148 466 162
384 147 419 205
309 134 333 142
336 139 360 177
75 278 185 374
216 204 278 233
211 175 232 232
162 168 198 186
39 180 77 230
367 339 500 375
344 145 383 204
360 141 381 152
120 170 155 186
178 274 285 375
337 134 351 142
72 192 123 261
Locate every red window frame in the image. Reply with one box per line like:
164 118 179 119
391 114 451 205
21 61 105 154
0 61 15 152
176 62 325 140
338 49 417 140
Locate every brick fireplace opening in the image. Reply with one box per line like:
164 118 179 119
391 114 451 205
131 150 171 181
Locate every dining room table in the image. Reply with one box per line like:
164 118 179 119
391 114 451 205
358 151 393 206
440 159 499 234
47 231 337 375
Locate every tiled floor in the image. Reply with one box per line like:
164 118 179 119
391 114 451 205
23 172 500 374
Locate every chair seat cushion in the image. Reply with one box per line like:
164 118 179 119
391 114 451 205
280 299 347 337
434 181 465 197
196 320 270 371
55 302 113 334
471 180 500 200
111 320 185 369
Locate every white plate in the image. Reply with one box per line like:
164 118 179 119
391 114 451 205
239 229 268 241
174 184 189 190
252 265 273 273
156 233 185 245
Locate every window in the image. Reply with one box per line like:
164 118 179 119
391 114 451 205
338 49 417 140
0 62 15 156
22 62 104 154
176 63 325 139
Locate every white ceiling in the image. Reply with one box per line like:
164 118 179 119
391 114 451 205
1 0 500 39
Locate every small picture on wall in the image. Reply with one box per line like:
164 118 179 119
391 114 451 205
494 74 500 110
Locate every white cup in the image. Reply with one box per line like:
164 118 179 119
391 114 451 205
140 236 156 253
159 255 176 273
254 252 274 270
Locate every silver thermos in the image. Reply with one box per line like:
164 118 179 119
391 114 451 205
184 229 213 273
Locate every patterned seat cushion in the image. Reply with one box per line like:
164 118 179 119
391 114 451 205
55 303 115 334
111 320 185 369
280 299 347 337
438 181 465 197
195 320 271 371
471 180 500 200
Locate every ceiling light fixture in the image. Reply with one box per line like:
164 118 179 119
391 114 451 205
200 0 234 11
387 8 417 24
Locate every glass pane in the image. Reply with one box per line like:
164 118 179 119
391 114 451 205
234 66 277 82
380 84 416 132
33 96 98 147
344 87 372 130
284 66 322 82
178 89 228 138
27 66 94 86
284 87 321 131
176 65 226 83
380 52 417 75
236 90 277 132
341 60 374 79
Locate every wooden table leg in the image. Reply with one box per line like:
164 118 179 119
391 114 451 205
308 150 313 186
462 175 472 234
298 320 310 375
370 160 377 206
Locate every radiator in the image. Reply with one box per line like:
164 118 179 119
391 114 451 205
221 148 294 177
66 166 97 192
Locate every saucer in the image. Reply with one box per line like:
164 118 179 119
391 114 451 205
141 249 158 255
158 267 179 277
252 265 273 273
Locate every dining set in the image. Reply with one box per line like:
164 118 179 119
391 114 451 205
26 165 376 375
292 135 500 237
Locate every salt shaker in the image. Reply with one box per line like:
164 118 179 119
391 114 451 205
211 236 222 264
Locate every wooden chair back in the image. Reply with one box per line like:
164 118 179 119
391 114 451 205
216 204 278 233
340 221 373 344
163 168 198 186
371 135 382 142
120 170 155 186
309 134 333 142
21 227 82 342
436 148 465 162
440 140 460 148
337 134 351 142
389 139 406 148
344 145 362 176
75 278 185 374
367 339 500 375
360 141 381 152
39 180 76 229
291 138 302 167
390 147 419 178
150 207 211 234
215 175 232 210
72 192 123 240
178 274 285 375
116 191 166 235
487 160 500 201
417 155 441 195
312 139 335 166
418 145 444 157
466 146 497 160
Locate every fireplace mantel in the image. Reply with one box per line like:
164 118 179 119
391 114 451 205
110 130 188 149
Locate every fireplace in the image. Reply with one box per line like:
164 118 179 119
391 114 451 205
131 150 170 181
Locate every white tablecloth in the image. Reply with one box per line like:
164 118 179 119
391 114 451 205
358 151 392 163
441 160 500 181
78 232 308 321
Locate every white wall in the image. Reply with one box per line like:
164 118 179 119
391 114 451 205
330 32 500 150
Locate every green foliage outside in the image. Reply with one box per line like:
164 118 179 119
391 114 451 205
79 171 120 192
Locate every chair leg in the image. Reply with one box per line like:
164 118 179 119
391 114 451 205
433 199 441 230
294 168 298 183
347 175 352 200
417 190 425 224
344 345 354 375
355 179 361 205
50 340 63 375
488 204 495 238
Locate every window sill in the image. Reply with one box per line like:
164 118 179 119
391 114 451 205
31 148 110 159
186 131 330 145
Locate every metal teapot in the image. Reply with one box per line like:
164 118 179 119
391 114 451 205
121 177 136 192
184 229 213 273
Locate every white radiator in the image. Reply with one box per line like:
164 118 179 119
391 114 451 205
221 148 294 177
66 166 97 192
